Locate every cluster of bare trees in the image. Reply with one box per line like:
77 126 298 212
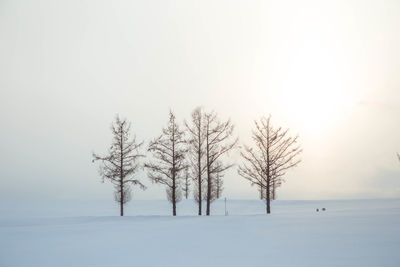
92 109 301 216
185 108 238 215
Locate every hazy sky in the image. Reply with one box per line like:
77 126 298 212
1 0 399 201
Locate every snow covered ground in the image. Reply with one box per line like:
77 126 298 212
1 198 399 266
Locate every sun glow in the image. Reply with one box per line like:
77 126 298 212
265 31 363 139
277 53 356 138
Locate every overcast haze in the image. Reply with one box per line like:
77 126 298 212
0 0 399 201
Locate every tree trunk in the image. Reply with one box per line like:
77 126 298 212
120 182 124 216
206 124 211 216
172 183 176 216
266 127 271 214
198 177 202 215
172 198 176 216
120 131 124 217
266 178 271 214
198 129 202 216
172 126 177 217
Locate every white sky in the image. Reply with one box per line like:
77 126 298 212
0 0 399 201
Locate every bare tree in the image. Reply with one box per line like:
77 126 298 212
204 111 238 216
145 111 187 216
238 115 301 214
184 107 206 215
183 167 190 199
92 115 146 216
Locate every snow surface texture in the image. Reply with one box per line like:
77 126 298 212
1 199 399 267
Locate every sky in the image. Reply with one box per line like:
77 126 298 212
0 0 399 201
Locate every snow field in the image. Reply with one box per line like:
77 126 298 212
0 199 399 266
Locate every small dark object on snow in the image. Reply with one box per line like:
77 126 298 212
322 208 326 211
316 208 319 212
